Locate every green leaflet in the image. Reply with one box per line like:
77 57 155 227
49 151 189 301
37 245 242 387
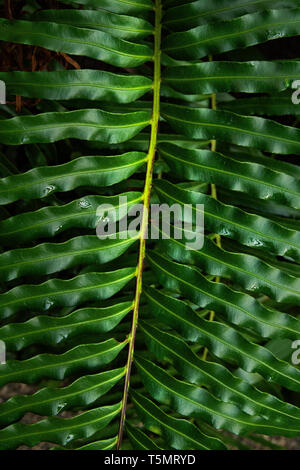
53 437 119 450
0 19 153 68
144 287 300 393
159 142 300 208
163 9 300 59
0 152 147 204
33 10 153 39
0 70 152 103
87 133 209 152
131 390 226 450
221 237 300 278
157 230 300 304
161 103 300 154
141 321 300 428
126 422 162 450
147 251 300 341
163 61 300 94
220 95 300 116
0 403 121 450
218 188 300 230
0 236 138 282
155 180 300 262
54 0 154 15
160 84 209 103
0 192 142 247
75 437 118 450
0 368 125 427
0 302 133 350
0 340 127 387
0 109 151 145
0 269 135 319
135 356 300 437
218 145 300 180
164 0 299 30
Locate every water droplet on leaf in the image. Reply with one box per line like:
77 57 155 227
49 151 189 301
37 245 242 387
79 199 91 209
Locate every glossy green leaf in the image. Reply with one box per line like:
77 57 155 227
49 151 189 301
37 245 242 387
76 437 118 450
0 109 151 146
163 9 300 60
159 142 300 208
164 0 299 30
163 61 300 94
141 321 300 428
155 180 300 262
144 287 300 393
157 231 300 304
0 302 133 351
0 340 127 387
126 422 162 450
135 356 300 436
220 95 300 116
161 103 300 154
0 403 121 450
0 18 153 68
0 368 125 427
0 192 142 247
56 0 154 15
0 236 138 282
0 152 147 204
147 251 300 341
131 390 227 450
33 9 153 39
0 269 135 319
0 70 152 103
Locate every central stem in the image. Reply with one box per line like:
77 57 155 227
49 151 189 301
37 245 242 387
116 0 162 450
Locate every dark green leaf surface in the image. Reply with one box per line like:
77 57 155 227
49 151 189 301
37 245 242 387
0 269 135 319
0 368 125 427
163 61 300 94
0 192 142 246
126 422 162 450
131 390 227 449
141 321 300 427
0 19 153 68
56 0 154 15
161 103 300 154
163 9 300 59
147 251 300 341
157 231 300 304
144 287 300 393
0 70 152 103
0 109 151 145
0 340 127 387
0 152 147 204
33 9 153 38
164 0 299 30
220 95 300 116
155 180 300 262
0 302 132 350
0 236 138 282
136 356 300 436
0 403 121 450
159 143 300 208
